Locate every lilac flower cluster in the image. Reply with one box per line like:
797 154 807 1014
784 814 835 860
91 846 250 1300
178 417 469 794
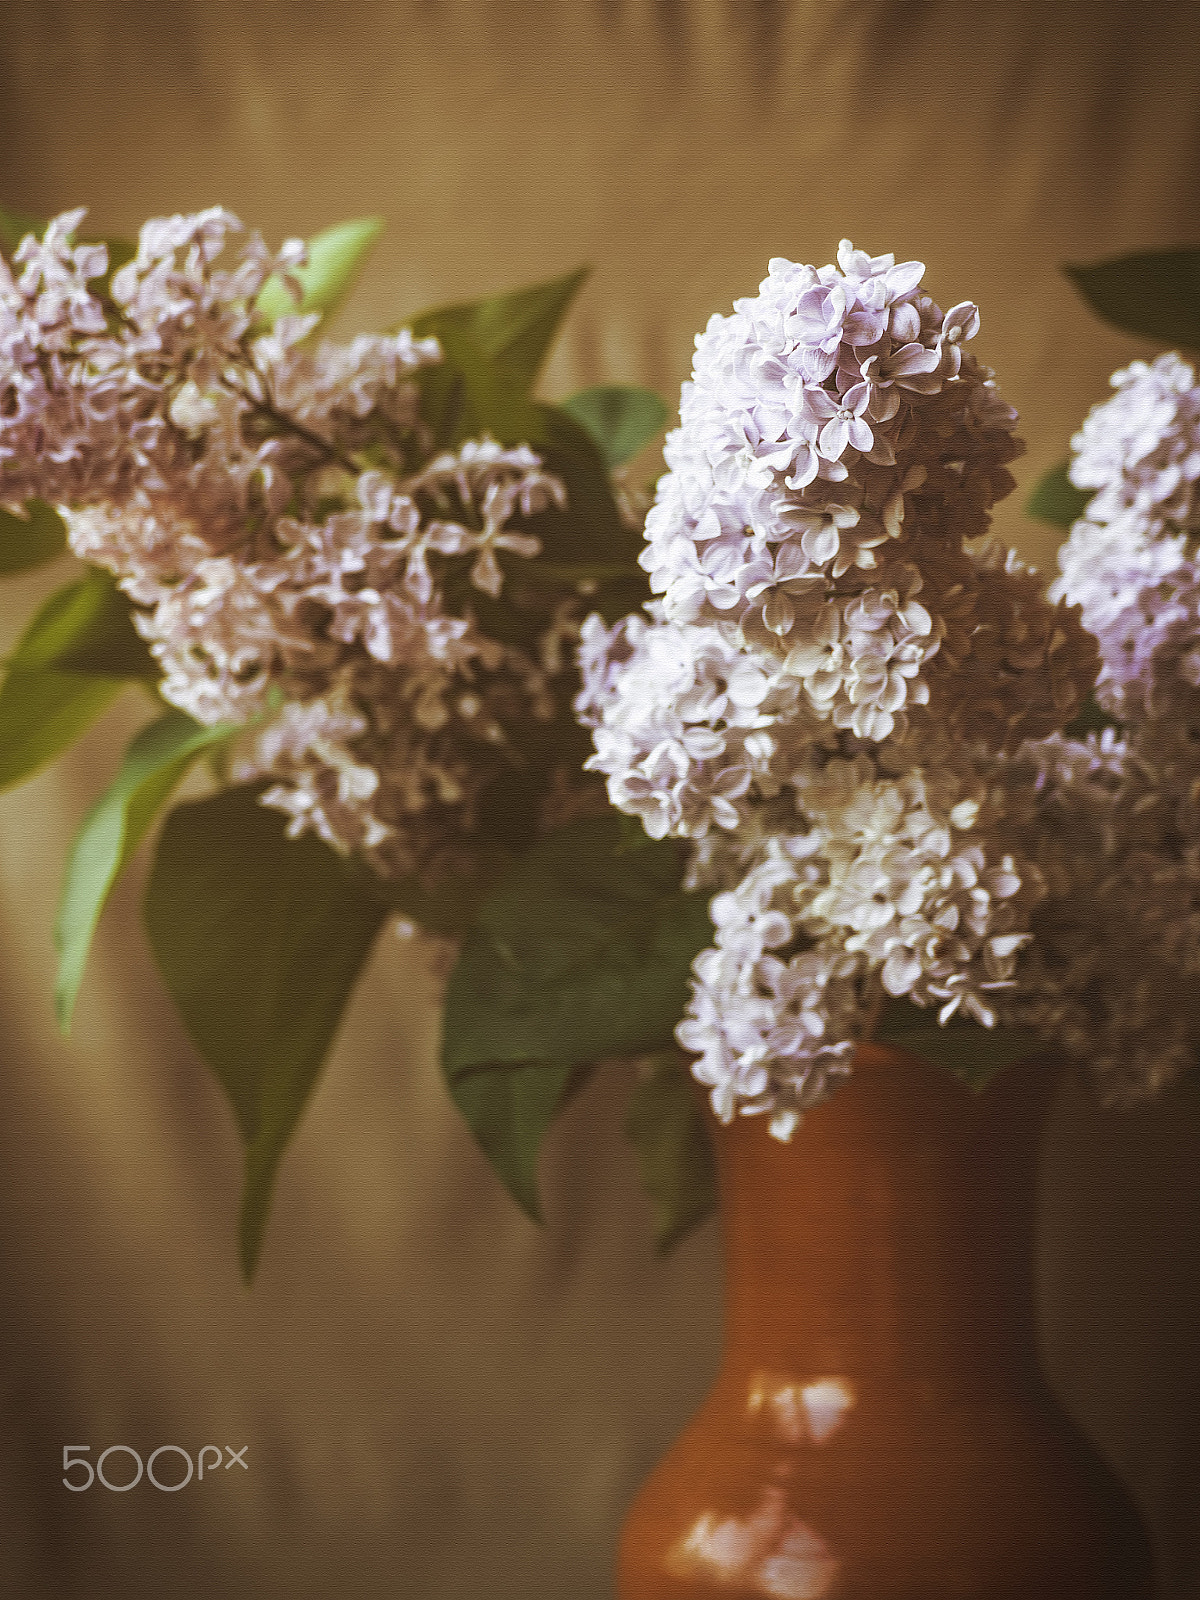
1008 353 1200 1102
1054 353 1200 720
1 210 582 883
1001 728 1200 1103
581 245 1097 1132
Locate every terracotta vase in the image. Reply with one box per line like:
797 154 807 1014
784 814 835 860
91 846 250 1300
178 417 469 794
617 1044 1156 1599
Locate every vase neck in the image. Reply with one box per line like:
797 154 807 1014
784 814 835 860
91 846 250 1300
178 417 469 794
708 1046 1054 1393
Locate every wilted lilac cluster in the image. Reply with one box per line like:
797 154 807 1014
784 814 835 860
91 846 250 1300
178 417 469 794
1001 728 1200 1104
1054 353 1200 720
1010 352 1200 1102
1 210 579 883
581 245 1097 1132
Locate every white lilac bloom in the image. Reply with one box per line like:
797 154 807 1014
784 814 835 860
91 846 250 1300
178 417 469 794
1 209 580 883
580 244 1098 1133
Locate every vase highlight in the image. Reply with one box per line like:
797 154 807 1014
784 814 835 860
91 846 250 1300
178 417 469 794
617 1045 1155 1599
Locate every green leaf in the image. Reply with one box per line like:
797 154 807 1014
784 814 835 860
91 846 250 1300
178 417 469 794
441 815 713 1214
522 402 644 567
254 216 385 329
450 1061 583 1221
444 815 712 1072
1026 460 1091 529
374 843 512 938
412 266 588 396
560 385 669 469
5 566 154 676
1066 250 1200 349
0 670 123 792
0 499 69 574
875 997 1040 1092
625 1051 716 1252
1064 691 1123 740
54 710 237 1032
0 569 156 791
143 785 388 1278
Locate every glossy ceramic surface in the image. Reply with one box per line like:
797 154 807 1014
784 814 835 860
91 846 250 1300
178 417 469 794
617 1046 1156 1599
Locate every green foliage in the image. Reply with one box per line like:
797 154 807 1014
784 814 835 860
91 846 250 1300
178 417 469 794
0 670 122 793
559 385 669 469
376 844 513 939
441 814 713 1218
0 500 69 574
1066 249 1200 349
1064 691 1122 740
143 785 388 1279
625 1051 716 1252
1026 460 1091 529
0 569 156 791
54 710 237 1032
254 216 385 329
451 1061 583 1222
413 266 588 395
874 997 1040 1092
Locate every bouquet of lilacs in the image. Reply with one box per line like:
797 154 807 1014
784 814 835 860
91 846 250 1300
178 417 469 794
6 202 1198 1275
444 245 1200 1246
0 202 664 1271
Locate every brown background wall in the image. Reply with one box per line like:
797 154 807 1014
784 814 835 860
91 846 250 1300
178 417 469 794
1 2 1199 1595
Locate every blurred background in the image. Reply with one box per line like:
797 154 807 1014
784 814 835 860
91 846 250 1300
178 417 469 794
1 1 1199 1595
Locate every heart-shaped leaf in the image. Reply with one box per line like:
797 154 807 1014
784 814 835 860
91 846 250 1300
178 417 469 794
560 385 669 469
875 997 1040 1092
254 216 385 329
413 266 588 396
55 710 237 1031
1066 249 1200 349
0 569 156 792
625 1051 716 1252
1025 460 1091 529
143 785 388 1279
449 1060 584 1222
441 815 713 1216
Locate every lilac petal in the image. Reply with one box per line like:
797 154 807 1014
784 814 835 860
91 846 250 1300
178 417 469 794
819 415 849 458
886 342 941 377
894 368 944 396
855 275 889 313
889 302 922 343
802 386 840 420
797 345 838 383
884 259 925 299
801 522 840 565
841 380 871 414
867 386 901 423
847 416 874 453
942 300 981 342
784 445 821 489
842 309 887 346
